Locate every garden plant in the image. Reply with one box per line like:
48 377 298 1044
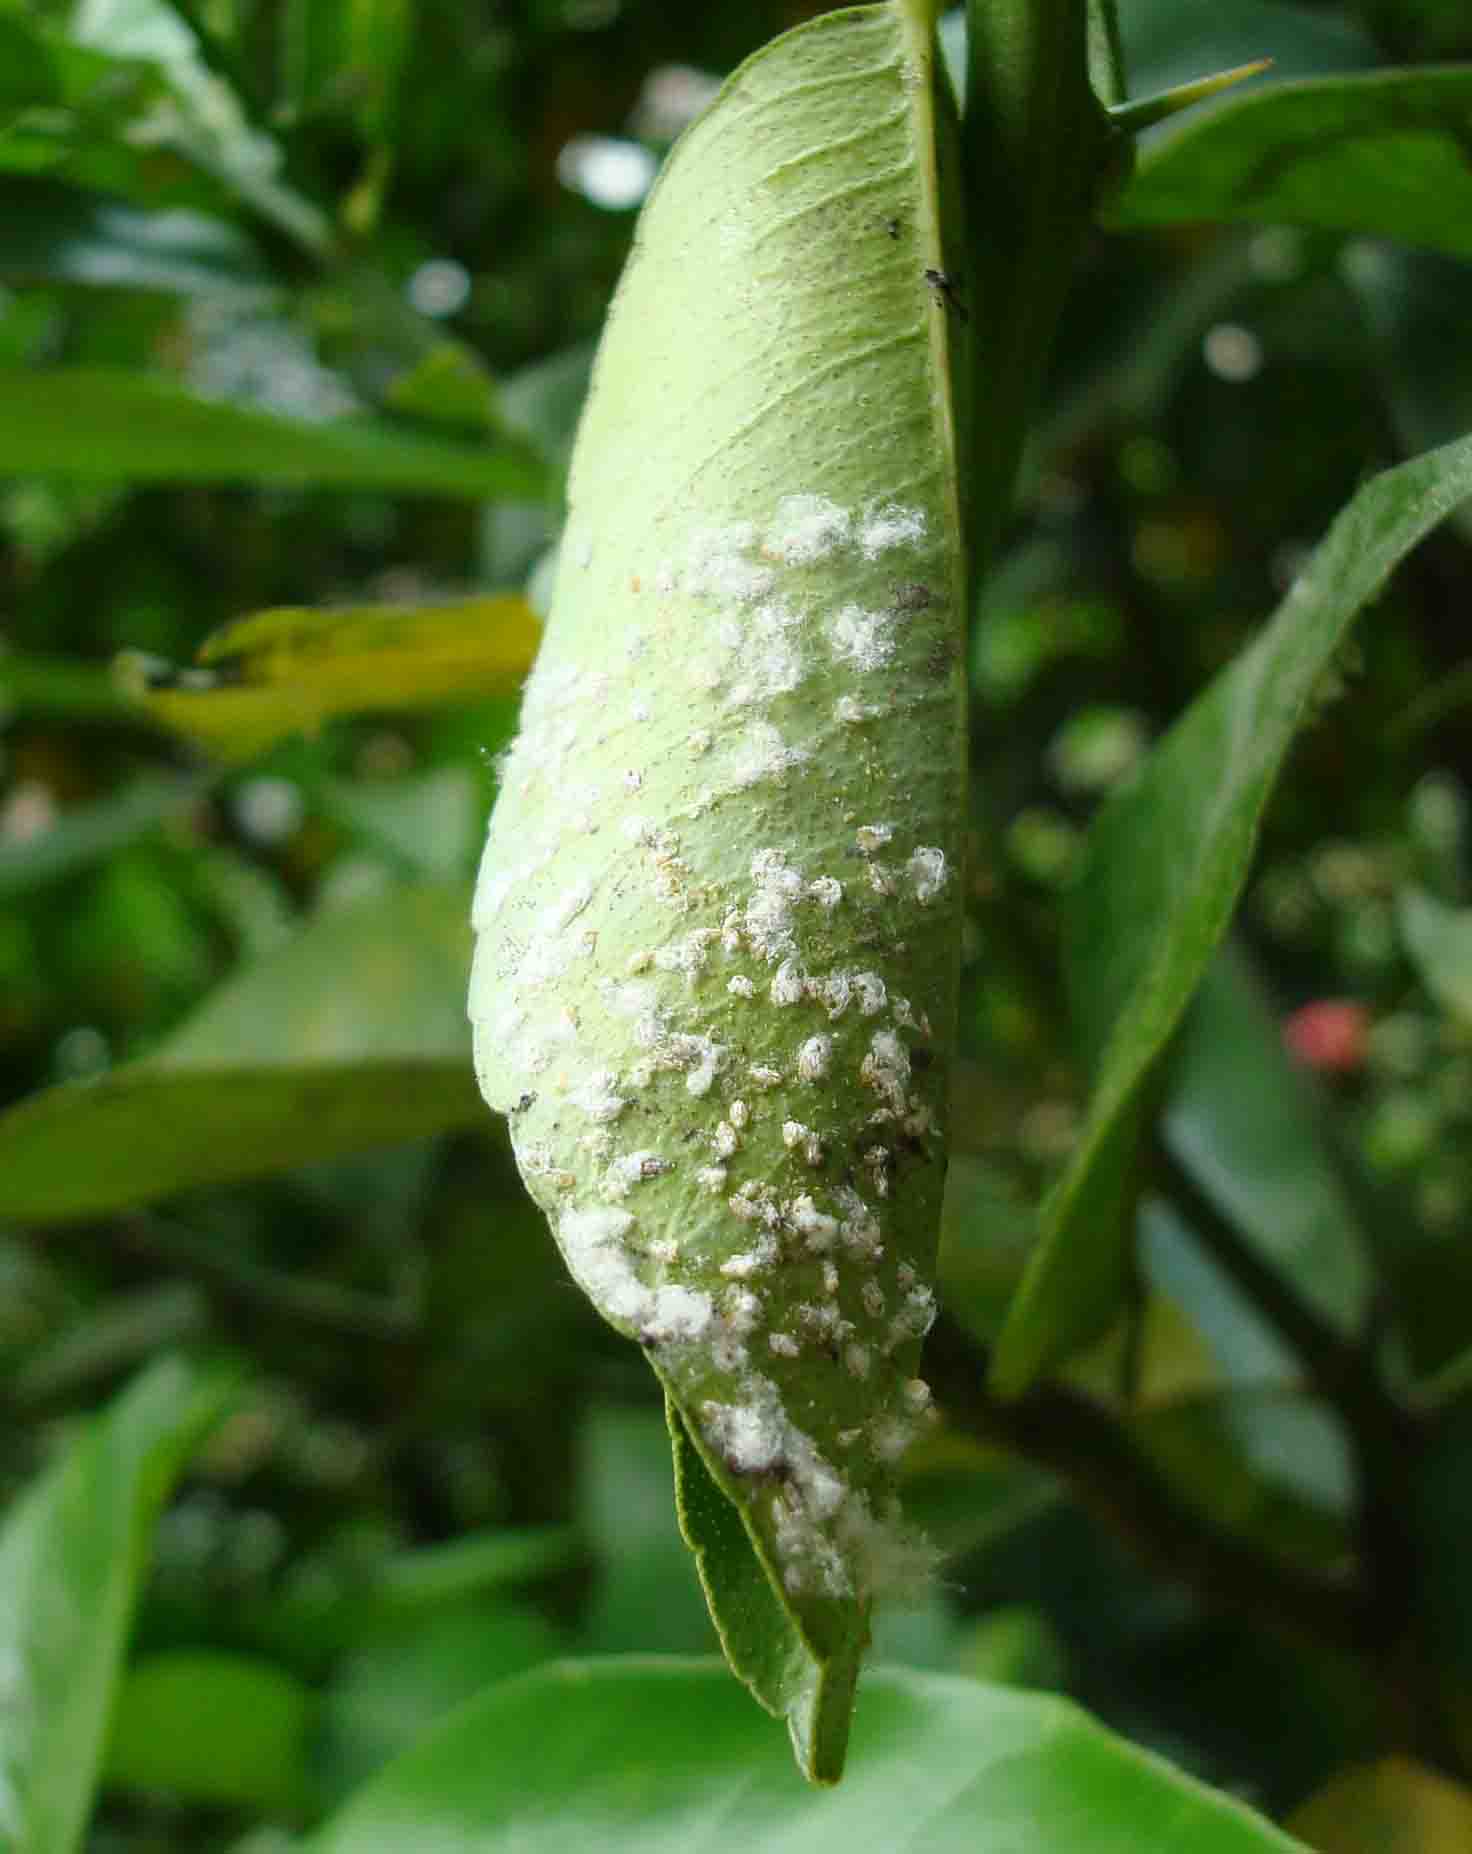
4 0 1472 1848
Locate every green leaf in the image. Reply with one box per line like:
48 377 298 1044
0 178 270 295
1163 948 1372 1339
468 0 970 1782
1110 71 1472 260
1399 887 1472 1024
667 1392 860 1787
317 1602 565 1800
0 648 146 724
991 431 1472 1396
0 1356 233 1854
0 882 481 1221
0 369 548 496
1117 0 1371 100
576 1406 715 1659
309 1659 1308 1853
119 595 540 760
105 1651 315 1816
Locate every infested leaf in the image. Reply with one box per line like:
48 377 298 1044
468 0 967 1781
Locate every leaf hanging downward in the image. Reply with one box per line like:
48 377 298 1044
469 0 968 1782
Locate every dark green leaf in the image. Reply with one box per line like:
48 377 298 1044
309 1659 1308 1852
105 1651 315 1815
0 1357 233 1854
992 431 1472 1395
0 883 481 1221
1117 0 1372 100
0 369 548 496
1111 71 1472 260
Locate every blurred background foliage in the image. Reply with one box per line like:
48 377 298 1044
5 0 1472 1847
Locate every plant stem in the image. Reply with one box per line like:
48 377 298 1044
962 0 1118 566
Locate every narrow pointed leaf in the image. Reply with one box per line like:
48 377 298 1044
469 0 968 1780
310 1659 1309 1853
120 596 540 760
0 369 548 497
992 432 1472 1395
1110 70 1472 260
0 1357 233 1854
0 883 480 1221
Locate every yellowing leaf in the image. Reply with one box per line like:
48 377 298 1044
1289 1758 1472 1854
118 595 540 759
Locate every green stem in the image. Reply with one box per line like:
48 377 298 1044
962 0 1118 567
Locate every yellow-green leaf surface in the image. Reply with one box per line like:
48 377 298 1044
119 595 539 760
1289 1757 1472 1854
310 1660 1309 1854
468 0 966 1782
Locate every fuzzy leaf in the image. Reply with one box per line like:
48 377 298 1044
468 0 967 1781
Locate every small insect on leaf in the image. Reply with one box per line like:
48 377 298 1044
468 0 969 1783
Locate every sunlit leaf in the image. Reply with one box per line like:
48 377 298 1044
311 1659 1309 1853
119 596 539 760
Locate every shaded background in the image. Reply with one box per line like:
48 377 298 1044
4 0 1472 1846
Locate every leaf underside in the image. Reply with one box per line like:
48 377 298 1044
469 0 967 1779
